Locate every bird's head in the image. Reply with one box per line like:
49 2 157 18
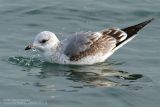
25 31 59 52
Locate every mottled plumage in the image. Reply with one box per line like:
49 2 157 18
64 28 126 61
25 18 153 65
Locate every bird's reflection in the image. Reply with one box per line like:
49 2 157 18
37 62 144 87
8 56 149 89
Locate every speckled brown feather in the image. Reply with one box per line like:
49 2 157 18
101 28 127 42
70 29 123 61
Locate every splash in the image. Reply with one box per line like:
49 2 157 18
8 56 43 67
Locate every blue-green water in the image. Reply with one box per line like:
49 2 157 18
0 0 160 107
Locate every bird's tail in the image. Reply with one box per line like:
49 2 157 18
114 18 154 51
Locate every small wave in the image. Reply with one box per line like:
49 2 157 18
26 23 43 27
24 9 43 15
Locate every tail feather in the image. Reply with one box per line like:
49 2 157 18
116 18 154 47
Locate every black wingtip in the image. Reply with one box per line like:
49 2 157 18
121 18 154 38
115 18 154 47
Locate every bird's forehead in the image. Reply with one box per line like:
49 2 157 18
35 31 54 41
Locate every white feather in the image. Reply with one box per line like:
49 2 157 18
31 31 136 65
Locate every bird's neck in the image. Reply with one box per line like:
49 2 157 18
49 40 61 52
43 41 65 63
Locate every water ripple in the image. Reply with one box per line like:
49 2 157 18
6 55 151 89
24 9 43 15
34 63 150 88
7 56 43 67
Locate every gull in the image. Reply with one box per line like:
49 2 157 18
25 18 153 65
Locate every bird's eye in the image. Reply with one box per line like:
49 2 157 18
40 39 48 43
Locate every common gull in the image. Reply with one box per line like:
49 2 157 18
25 18 153 65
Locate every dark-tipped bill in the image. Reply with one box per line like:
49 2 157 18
25 44 33 50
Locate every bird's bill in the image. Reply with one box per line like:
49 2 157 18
25 44 33 50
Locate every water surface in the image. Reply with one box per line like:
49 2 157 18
0 0 160 107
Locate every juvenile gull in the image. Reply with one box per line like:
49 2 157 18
25 19 153 65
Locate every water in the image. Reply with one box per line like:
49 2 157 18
0 0 160 107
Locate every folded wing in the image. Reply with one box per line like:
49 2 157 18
63 18 153 62
64 29 126 61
